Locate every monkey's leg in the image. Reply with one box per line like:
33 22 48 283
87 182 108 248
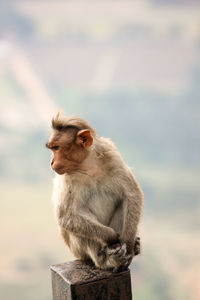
60 228 133 272
78 239 121 271
85 240 109 270
60 228 90 261
60 231 107 270
108 203 123 235
60 228 116 270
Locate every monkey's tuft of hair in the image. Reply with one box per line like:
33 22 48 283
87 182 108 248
51 112 66 131
51 112 96 136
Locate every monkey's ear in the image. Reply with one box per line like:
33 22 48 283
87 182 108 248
76 129 93 148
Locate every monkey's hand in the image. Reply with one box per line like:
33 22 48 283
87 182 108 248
106 243 132 272
107 242 126 257
98 237 123 259
104 231 121 247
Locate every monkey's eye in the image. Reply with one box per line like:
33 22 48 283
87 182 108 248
51 146 60 151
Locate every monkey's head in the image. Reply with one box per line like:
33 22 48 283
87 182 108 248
46 114 96 175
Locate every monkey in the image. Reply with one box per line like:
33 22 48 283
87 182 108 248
46 113 143 272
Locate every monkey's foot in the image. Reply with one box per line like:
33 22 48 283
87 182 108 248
83 258 96 270
134 237 141 256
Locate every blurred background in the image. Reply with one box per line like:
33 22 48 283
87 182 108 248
0 0 200 299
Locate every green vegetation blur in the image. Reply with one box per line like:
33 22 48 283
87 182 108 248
0 1 199 300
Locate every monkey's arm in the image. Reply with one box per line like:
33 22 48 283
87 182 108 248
59 210 120 246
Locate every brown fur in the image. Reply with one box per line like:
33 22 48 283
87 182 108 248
47 114 143 271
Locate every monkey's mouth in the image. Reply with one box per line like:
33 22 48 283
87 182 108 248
54 167 66 175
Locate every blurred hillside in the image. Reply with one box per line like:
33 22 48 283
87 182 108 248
0 1 200 300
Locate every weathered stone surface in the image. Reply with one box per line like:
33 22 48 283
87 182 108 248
51 260 132 300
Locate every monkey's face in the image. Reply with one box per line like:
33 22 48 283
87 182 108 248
46 129 93 175
50 144 73 175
